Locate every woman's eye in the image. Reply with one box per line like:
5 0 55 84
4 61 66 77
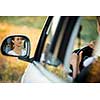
17 38 21 41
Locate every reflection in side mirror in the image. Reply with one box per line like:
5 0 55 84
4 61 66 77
1 35 30 57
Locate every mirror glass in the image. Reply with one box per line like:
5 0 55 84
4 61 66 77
1 35 29 57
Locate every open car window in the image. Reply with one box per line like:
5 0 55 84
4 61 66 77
40 16 98 81
40 17 79 81
40 17 66 80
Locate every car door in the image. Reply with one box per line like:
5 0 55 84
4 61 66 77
22 16 80 83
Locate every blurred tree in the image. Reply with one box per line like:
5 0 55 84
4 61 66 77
0 16 47 29
80 17 98 43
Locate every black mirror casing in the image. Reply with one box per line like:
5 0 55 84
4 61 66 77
1 35 32 62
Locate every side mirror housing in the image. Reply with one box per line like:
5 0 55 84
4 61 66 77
1 35 32 62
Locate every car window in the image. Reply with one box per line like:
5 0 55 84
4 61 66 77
40 16 98 81
68 17 99 82
40 17 66 80
40 17 79 81
73 17 97 50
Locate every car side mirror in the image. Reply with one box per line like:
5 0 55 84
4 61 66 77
1 35 32 62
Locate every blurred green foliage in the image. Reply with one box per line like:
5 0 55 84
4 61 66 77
80 17 98 43
0 16 47 29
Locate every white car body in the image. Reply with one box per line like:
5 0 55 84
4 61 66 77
21 61 73 83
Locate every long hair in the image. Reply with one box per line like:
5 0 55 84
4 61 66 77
10 37 15 50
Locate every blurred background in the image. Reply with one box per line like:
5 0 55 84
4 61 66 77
73 16 97 49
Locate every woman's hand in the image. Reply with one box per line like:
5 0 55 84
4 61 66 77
70 51 83 79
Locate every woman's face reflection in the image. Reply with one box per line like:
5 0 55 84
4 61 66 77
12 37 23 48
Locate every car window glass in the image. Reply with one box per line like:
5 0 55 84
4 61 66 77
40 17 68 80
69 17 98 80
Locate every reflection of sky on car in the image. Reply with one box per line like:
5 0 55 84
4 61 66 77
51 17 60 36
